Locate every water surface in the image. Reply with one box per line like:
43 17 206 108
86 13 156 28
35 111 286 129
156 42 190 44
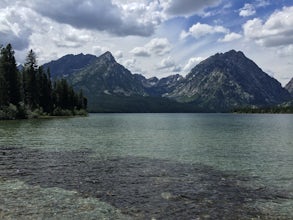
1 114 293 219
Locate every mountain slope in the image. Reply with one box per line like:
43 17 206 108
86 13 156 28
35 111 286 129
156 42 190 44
42 53 97 78
41 50 291 112
134 74 183 97
285 77 293 96
66 52 148 110
167 50 291 111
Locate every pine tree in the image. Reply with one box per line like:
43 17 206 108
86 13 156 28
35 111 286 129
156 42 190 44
0 44 21 106
23 50 38 109
1 43 87 118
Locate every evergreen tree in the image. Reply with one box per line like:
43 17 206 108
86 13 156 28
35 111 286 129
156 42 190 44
0 44 21 106
23 50 38 109
1 43 87 118
78 90 87 110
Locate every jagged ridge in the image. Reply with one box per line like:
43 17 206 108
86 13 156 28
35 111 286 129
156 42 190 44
42 50 292 112
167 50 291 111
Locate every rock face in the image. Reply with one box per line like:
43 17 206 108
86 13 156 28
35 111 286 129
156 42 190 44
134 74 184 97
285 77 293 96
167 50 291 111
42 53 97 78
66 52 146 108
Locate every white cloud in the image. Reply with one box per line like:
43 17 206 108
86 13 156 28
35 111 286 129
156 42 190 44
276 45 293 57
243 6 293 47
123 58 136 69
239 4 256 17
145 38 172 56
158 56 175 69
181 22 228 39
93 46 109 56
114 50 123 59
219 32 242 42
164 0 221 17
130 47 151 57
256 0 270 8
52 26 92 48
183 57 205 73
130 38 172 57
157 56 181 72
123 57 143 73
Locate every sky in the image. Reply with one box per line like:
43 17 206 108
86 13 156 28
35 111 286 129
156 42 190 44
0 0 293 85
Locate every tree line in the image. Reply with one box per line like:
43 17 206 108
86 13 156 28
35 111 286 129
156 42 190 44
0 44 87 119
233 106 293 114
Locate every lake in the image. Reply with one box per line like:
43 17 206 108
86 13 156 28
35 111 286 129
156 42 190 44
1 113 292 219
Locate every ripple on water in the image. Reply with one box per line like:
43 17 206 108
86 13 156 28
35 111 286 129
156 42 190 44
0 146 292 220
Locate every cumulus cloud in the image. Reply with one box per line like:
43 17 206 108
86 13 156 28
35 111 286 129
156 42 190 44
219 32 242 42
158 56 175 69
114 50 123 59
29 0 163 37
93 46 109 56
243 6 293 47
239 4 256 17
131 38 172 57
0 6 32 50
130 47 151 57
123 57 143 73
145 38 172 56
52 27 92 48
157 56 181 72
123 58 137 69
181 22 228 39
164 0 221 16
183 57 205 72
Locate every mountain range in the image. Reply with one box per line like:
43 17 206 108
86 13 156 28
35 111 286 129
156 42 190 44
42 53 97 79
42 50 292 112
285 77 293 96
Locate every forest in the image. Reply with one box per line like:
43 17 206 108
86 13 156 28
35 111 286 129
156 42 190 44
0 44 87 120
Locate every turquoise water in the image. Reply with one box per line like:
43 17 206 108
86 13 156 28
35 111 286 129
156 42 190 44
1 114 293 219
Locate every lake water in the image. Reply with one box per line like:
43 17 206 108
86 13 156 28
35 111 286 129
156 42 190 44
0 113 292 219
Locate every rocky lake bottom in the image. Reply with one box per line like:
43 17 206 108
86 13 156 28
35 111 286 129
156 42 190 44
1 146 292 219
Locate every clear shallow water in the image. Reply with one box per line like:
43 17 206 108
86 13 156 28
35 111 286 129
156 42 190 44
0 113 293 219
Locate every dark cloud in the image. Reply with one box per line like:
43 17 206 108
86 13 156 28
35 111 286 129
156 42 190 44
0 7 32 50
30 0 155 37
165 0 221 16
0 31 31 50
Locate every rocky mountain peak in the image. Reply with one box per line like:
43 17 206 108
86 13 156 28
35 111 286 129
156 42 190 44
285 77 293 96
168 50 291 110
42 53 97 78
224 49 245 57
99 51 116 63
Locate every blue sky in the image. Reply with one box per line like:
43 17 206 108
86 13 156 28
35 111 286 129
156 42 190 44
1 0 292 85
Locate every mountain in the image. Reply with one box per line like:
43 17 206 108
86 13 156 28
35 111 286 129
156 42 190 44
134 74 183 97
285 77 293 96
17 64 24 72
41 49 291 112
66 52 151 111
67 51 146 96
167 50 291 111
42 53 97 78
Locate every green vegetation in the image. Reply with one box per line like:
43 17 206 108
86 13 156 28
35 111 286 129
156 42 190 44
0 44 87 120
88 95 206 113
233 104 293 114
